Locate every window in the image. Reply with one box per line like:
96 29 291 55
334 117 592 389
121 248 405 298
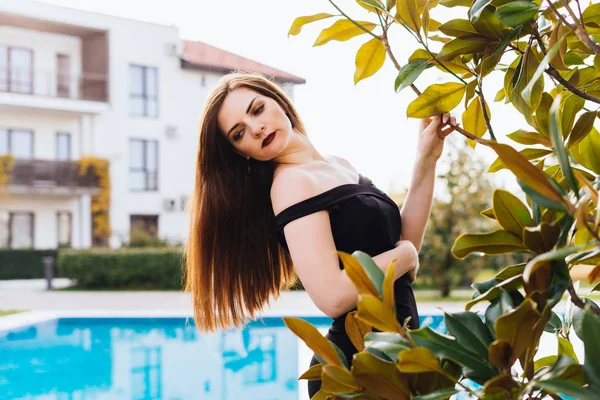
130 65 158 117
9 212 34 248
129 139 158 191
56 54 70 98
0 128 33 159
130 215 159 242
56 132 71 161
0 45 33 94
57 211 72 248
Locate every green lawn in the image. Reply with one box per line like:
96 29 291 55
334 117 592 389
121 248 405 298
0 310 26 317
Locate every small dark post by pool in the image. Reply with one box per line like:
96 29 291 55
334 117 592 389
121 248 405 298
42 256 54 290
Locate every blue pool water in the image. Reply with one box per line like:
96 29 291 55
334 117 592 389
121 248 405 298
0 315 445 400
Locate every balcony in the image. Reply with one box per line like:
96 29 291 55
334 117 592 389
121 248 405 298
1 158 100 196
0 66 109 115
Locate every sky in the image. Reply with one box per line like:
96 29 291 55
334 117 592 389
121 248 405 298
39 0 524 194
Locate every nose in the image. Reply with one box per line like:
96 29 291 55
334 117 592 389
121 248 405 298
252 124 265 138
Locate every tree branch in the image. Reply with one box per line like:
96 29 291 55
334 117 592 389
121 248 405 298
568 281 600 315
546 0 600 54
327 0 380 40
477 80 497 141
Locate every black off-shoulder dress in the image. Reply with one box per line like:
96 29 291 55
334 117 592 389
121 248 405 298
275 173 420 397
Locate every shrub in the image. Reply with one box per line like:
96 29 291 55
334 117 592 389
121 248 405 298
0 249 58 280
57 248 184 290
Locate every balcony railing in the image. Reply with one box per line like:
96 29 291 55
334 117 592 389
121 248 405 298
0 66 108 102
3 159 99 191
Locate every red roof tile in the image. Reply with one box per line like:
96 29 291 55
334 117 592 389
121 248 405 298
181 40 306 84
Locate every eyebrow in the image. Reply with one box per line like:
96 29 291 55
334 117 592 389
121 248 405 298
227 96 258 138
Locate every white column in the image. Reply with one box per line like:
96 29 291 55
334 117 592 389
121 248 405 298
78 194 92 248
78 114 94 156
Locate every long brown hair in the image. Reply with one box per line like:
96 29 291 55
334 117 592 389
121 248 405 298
185 72 307 332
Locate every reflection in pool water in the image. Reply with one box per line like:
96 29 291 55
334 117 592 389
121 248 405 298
0 316 444 400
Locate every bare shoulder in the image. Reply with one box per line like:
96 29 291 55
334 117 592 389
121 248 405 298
270 168 317 216
329 155 358 173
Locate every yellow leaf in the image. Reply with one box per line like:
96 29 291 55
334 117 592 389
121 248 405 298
451 230 524 259
396 0 421 34
462 97 490 148
299 364 323 380
322 365 360 393
485 142 567 206
569 264 597 281
345 311 371 352
357 0 385 12
356 294 402 333
314 19 377 47
589 263 600 283
283 317 342 366
383 260 395 310
488 148 552 173
397 347 442 373
489 340 512 370
288 13 334 36
406 82 466 118
339 252 379 297
549 23 568 70
354 38 386 84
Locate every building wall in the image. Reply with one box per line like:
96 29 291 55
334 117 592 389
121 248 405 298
0 0 297 249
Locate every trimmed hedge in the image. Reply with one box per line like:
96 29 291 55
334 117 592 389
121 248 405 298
0 249 58 280
58 248 185 290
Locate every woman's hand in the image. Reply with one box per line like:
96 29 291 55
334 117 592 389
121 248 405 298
394 240 419 283
416 113 458 163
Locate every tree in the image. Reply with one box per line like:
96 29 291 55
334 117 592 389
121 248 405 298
420 136 498 297
283 0 600 398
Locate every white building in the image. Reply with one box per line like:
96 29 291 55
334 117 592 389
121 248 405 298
0 0 305 250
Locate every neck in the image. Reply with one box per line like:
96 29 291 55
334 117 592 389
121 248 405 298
271 130 327 167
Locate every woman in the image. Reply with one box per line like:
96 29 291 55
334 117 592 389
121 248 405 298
185 72 456 396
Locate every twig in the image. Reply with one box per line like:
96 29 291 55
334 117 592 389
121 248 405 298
568 281 600 315
558 0 581 24
531 25 600 104
327 0 380 40
546 0 600 54
477 80 497 141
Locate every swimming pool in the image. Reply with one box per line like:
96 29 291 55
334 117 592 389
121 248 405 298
0 315 445 399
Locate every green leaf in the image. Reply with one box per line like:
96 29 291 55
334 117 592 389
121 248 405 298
354 38 386 84
495 263 526 280
558 336 579 362
534 380 594 400
506 130 551 146
288 13 334 36
523 37 564 106
444 311 494 359
409 326 498 383
395 60 433 92
438 19 479 37
438 36 490 61
481 207 497 219
549 95 579 198
407 82 466 118
567 111 596 148
353 251 385 296
510 46 543 116
572 299 600 340
492 189 533 237
466 275 524 310
364 332 411 362
523 245 588 290
314 19 377 46
583 310 600 391
544 311 563 333
469 0 494 23
496 1 540 27
357 0 387 12
518 180 567 212
412 387 459 400
452 229 525 259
